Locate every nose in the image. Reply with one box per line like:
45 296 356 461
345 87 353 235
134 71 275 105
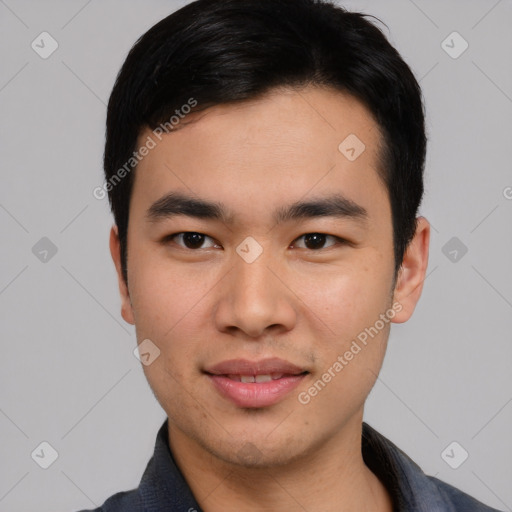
213 250 297 339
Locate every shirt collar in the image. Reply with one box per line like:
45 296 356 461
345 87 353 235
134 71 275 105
362 422 457 512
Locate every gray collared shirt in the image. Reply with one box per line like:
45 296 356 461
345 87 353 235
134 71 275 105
78 419 503 511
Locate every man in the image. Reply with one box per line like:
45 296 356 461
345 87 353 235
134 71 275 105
82 0 503 510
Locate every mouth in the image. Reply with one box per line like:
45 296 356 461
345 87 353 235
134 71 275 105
223 373 298 383
204 358 309 408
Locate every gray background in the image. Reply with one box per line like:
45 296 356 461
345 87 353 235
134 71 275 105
0 0 511 510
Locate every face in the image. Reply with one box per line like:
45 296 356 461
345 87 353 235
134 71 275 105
111 86 429 468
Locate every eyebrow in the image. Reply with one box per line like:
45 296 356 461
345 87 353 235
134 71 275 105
146 191 368 226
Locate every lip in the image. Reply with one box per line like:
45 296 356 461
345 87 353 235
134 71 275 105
204 358 308 408
205 357 306 376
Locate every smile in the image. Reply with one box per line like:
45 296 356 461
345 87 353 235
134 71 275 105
204 358 309 408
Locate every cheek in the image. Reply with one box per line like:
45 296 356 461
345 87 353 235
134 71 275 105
297 257 391 339
294 254 392 407
128 249 211 336
127 254 219 394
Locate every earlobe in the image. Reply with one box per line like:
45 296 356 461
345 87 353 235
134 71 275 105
391 217 430 324
109 225 135 325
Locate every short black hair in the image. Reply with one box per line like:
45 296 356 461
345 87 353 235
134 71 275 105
104 0 426 285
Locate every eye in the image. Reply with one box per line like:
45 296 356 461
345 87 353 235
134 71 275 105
291 233 344 250
164 232 220 250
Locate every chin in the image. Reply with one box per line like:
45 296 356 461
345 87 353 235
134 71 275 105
196 425 315 470
217 441 307 469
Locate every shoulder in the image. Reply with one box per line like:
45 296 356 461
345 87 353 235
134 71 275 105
362 423 504 512
427 476 504 512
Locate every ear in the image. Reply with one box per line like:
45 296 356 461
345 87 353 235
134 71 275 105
391 216 430 324
109 225 135 325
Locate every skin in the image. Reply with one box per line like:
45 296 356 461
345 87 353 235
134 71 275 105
110 85 430 511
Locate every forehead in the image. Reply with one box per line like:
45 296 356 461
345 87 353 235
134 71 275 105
131 86 388 226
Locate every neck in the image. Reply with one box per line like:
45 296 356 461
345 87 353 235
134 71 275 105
168 415 393 512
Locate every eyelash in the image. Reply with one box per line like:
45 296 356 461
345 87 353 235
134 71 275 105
162 232 348 251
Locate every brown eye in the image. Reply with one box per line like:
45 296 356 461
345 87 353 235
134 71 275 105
292 233 340 250
166 232 218 249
